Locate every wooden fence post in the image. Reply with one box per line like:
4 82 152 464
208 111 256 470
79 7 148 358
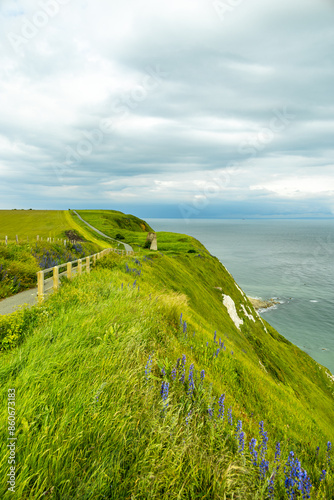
5 236 7 246
16 235 18 243
93 254 96 264
78 259 82 275
86 257 90 273
37 271 44 303
67 262 72 279
37 235 39 241
53 266 59 290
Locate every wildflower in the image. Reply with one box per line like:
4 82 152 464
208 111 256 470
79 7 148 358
316 446 320 457
268 474 275 500
145 355 153 382
215 348 220 358
259 421 269 481
259 459 269 481
228 407 233 426
180 313 183 325
200 369 205 382
121 283 123 290
182 354 186 366
235 420 242 439
275 442 281 472
249 438 258 466
259 421 268 460
161 367 166 377
238 431 245 455
284 451 312 500
218 394 225 420
208 407 214 419
327 441 331 465
213 331 217 343
299 469 312 500
160 381 169 411
171 367 177 380
183 321 187 334
187 364 195 397
320 470 326 481
186 411 192 425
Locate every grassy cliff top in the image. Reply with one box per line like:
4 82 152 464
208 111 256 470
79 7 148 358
0 210 333 499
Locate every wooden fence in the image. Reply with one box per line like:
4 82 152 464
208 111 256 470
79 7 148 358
37 247 134 303
2 235 72 245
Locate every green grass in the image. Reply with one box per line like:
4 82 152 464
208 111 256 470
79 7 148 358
0 210 77 242
0 237 333 499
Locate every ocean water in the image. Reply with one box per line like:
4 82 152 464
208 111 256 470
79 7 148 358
146 219 334 374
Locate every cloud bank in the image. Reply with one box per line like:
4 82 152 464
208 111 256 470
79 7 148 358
0 0 334 217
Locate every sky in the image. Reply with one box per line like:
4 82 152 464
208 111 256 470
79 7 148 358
0 0 334 218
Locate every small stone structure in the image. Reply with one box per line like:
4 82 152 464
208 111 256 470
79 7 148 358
145 232 158 251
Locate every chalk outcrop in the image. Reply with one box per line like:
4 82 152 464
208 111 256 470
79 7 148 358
222 295 243 330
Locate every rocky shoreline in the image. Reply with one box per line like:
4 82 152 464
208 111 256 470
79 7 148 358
248 297 280 311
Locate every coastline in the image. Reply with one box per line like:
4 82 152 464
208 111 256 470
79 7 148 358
248 296 280 311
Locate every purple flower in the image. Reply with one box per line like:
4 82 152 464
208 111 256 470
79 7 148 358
249 438 258 466
187 363 195 397
145 355 153 381
228 407 233 426
218 394 225 420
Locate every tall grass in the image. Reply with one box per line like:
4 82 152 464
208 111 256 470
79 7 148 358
0 250 333 499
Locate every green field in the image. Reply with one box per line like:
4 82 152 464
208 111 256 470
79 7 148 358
0 210 75 243
0 210 333 499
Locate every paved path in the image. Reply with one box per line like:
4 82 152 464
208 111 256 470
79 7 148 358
73 211 133 253
0 278 54 316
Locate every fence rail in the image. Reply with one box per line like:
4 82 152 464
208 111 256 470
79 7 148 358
2 235 73 245
37 247 134 303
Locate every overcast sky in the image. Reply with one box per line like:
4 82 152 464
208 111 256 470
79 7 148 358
0 0 334 218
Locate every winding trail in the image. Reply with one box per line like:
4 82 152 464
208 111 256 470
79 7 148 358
72 211 133 253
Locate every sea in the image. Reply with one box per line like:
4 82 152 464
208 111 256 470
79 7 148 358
146 219 334 374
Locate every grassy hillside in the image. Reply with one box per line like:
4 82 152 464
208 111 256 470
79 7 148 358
0 214 333 499
74 209 154 249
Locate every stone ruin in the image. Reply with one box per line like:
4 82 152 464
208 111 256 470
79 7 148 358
145 232 157 251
